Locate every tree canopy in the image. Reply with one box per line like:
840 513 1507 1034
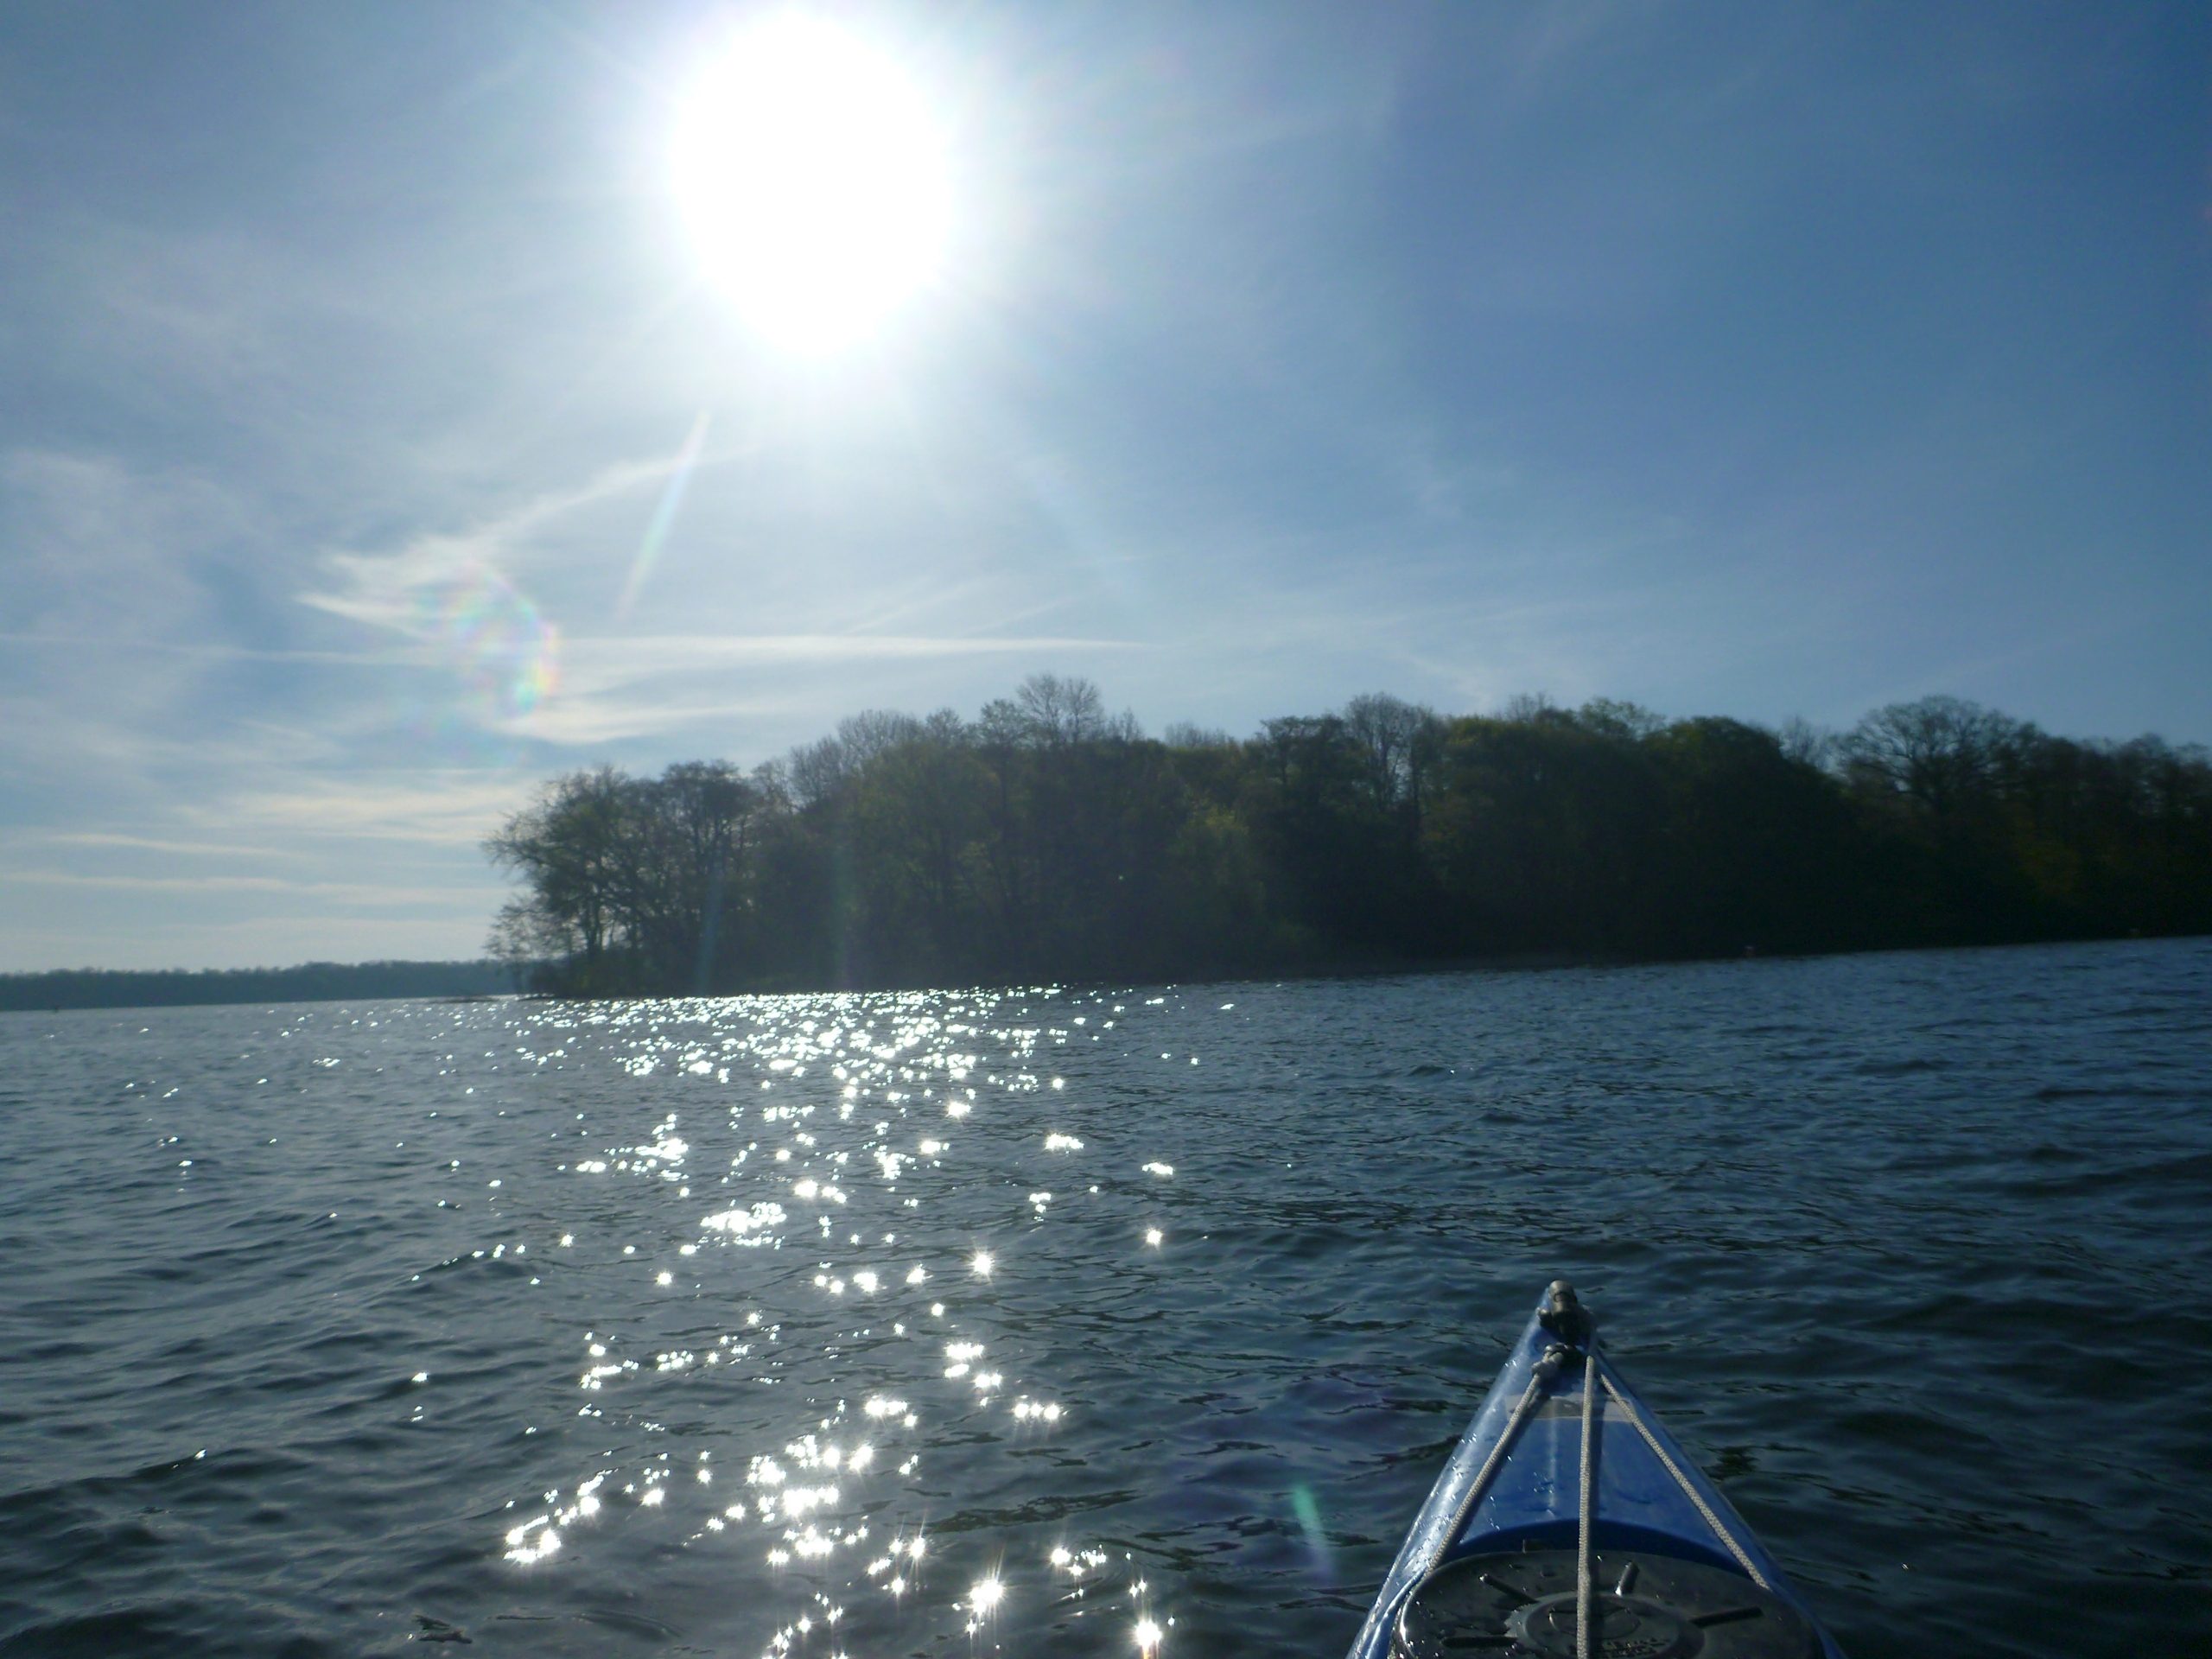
485 677 2212 995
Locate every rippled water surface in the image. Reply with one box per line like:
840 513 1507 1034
3 938 2209 1658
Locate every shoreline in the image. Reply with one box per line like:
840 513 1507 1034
15 928 2196 1015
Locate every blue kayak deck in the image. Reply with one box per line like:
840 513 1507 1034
1347 1291 1845 1658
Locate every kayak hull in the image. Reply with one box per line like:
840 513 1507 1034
1347 1287 1845 1659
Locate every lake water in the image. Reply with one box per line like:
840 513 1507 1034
2 938 2208 1658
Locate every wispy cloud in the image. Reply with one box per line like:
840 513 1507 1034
491 633 1141 745
561 632 1140 671
25 831 298 860
506 696 782 747
184 774 536 847
298 452 707 633
1 448 253 643
1 867 504 907
0 632 429 668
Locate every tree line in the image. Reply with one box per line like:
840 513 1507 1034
484 676 2212 995
0 958 515 1014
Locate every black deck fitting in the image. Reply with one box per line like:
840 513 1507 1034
1537 1280 1595 1348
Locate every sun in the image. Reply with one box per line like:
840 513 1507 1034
670 15 952 352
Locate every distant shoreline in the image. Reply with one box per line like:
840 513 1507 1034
678 927 2200 1001
0 958 517 1015
9 931 2198 1016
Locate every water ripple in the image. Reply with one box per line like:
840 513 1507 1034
1 939 2208 1657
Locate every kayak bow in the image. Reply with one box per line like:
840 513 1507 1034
1349 1282 1845 1658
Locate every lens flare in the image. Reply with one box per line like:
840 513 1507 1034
420 564 559 721
1291 1483 1332 1577
619 410 712 618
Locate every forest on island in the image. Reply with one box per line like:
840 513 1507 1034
483 677 2212 996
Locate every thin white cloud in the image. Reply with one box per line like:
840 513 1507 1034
0 632 430 668
1 867 503 907
182 773 535 847
298 451 707 633
505 696 780 747
563 631 1138 673
1 448 251 645
493 632 1143 746
27 831 298 860
0 693 389 790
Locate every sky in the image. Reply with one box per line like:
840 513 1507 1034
2 1 2206 971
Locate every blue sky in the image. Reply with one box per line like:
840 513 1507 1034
2 1 2206 970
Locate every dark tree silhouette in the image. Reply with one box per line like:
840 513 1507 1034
482 682 2212 996
0 960 513 1013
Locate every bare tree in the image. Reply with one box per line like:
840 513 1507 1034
1343 692 1443 811
838 709 925 763
1500 691 1559 724
1575 698 1666 741
1163 721 1233 748
785 734 849 810
1775 717 1837 772
1013 673 1106 747
1840 696 2031 824
486 896 569 982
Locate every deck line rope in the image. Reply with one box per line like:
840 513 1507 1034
1432 1355 1554 1575
1600 1373 1770 1589
1576 1348 1598 1659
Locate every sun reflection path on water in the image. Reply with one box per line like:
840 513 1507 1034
487 987 1194 1656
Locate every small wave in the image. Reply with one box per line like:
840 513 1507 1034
1992 1148 2212 1199
1853 1055 1948 1076
2030 1082 2208 1102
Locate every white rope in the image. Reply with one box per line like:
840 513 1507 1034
1433 1356 1554 1567
1600 1374 1770 1589
1576 1349 1598 1659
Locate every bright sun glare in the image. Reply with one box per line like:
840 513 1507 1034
671 14 951 351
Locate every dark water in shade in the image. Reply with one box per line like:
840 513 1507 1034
2 938 2208 1659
